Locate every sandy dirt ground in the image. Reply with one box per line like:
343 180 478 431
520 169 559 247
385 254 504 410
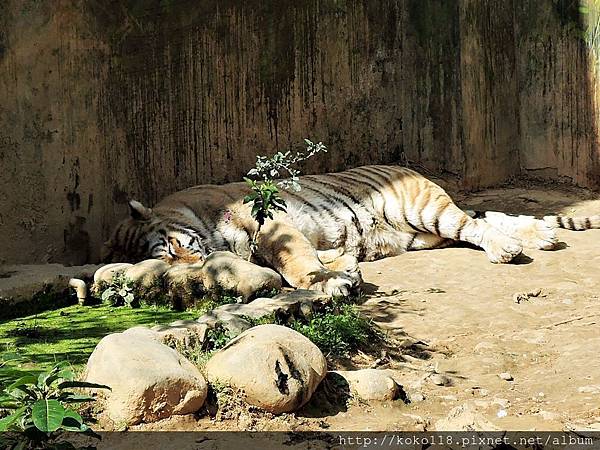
123 183 600 433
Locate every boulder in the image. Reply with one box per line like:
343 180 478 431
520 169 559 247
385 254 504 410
84 332 207 425
164 263 204 287
333 369 399 401
0 263 101 320
201 251 282 300
93 263 133 284
205 324 327 414
163 263 205 307
124 259 170 288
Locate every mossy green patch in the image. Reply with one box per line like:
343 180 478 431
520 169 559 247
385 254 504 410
0 304 198 371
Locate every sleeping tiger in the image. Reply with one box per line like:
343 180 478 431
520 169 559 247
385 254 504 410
101 165 600 296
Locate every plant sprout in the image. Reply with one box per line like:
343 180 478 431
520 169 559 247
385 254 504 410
243 139 327 258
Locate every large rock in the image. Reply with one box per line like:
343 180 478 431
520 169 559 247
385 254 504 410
333 369 399 401
124 259 170 288
164 263 204 288
201 251 282 300
0 263 101 320
205 324 327 414
84 332 207 425
163 263 205 308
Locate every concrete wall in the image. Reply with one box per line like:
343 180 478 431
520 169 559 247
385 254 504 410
1 0 599 265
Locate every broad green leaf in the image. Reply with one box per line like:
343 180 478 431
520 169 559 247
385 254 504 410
0 406 27 432
7 375 37 390
0 352 24 363
101 288 115 302
63 408 83 424
0 368 30 379
31 399 65 432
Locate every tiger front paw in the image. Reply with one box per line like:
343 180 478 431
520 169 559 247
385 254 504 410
322 254 363 287
305 269 360 297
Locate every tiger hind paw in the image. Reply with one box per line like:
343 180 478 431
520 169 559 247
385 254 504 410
483 212 558 250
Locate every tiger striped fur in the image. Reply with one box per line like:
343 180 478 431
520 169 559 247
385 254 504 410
101 165 599 296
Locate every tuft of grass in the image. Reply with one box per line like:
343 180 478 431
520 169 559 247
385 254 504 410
290 302 375 357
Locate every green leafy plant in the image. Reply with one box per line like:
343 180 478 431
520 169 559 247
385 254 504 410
99 273 137 307
243 139 327 258
291 302 375 357
0 356 110 449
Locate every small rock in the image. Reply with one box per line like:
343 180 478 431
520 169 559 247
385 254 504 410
497 409 507 418
151 320 209 348
435 403 499 431
197 311 252 336
493 398 510 408
578 385 600 394
430 373 451 386
498 372 514 381
409 392 425 402
513 288 544 304
201 251 282 301
84 331 207 425
205 324 326 414
333 369 399 401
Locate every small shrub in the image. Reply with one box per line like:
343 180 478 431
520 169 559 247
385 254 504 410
243 139 327 258
203 323 240 352
0 355 109 449
194 292 240 316
98 273 137 308
290 302 375 357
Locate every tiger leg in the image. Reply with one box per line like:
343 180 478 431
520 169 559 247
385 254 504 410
410 194 523 263
408 233 452 250
255 220 359 296
316 248 345 264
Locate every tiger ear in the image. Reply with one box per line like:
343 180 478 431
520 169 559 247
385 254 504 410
128 200 152 221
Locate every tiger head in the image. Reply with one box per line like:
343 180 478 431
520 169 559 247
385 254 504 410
101 200 208 265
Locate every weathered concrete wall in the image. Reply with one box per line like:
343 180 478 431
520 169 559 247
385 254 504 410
515 0 600 186
1 0 599 265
